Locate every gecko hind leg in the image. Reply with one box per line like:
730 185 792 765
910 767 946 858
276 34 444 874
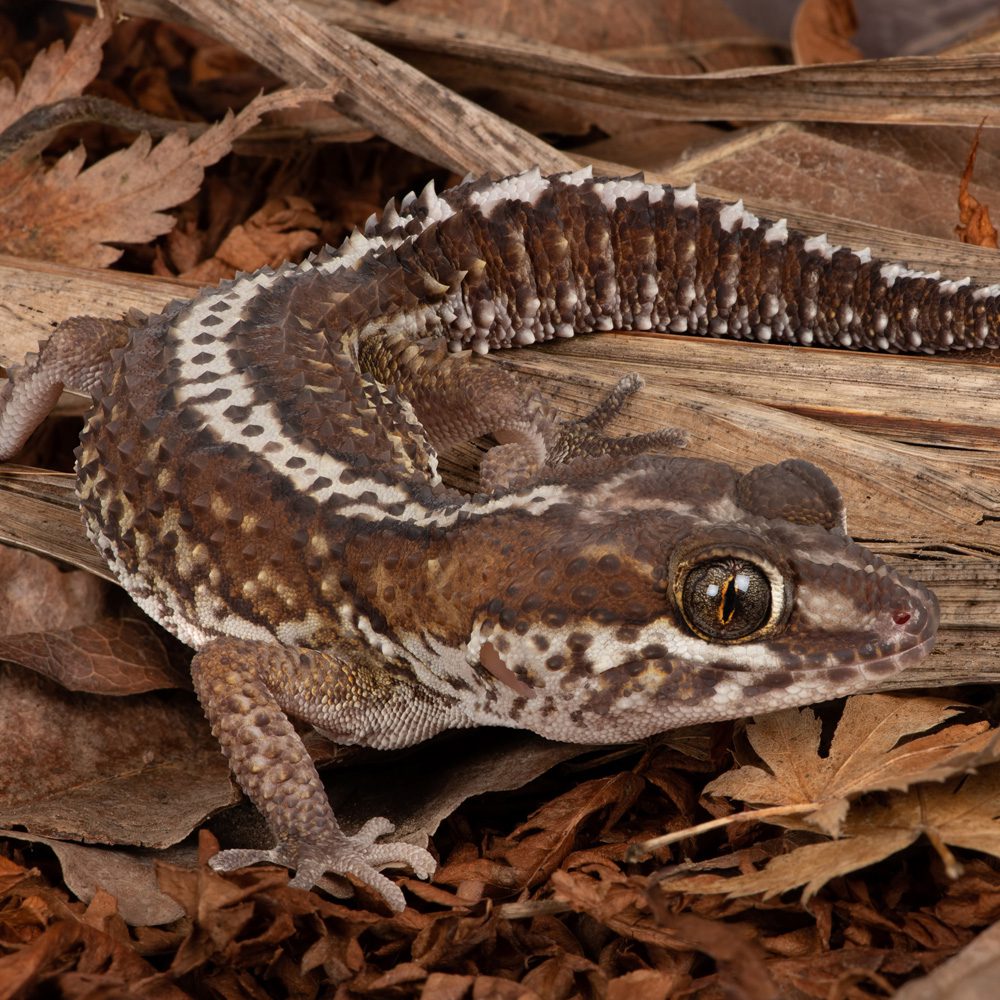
0 312 143 460
482 373 686 490
544 373 687 470
357 331 684 492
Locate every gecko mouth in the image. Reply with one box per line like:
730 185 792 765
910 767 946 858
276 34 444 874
726 596 938 707
857 629 938 679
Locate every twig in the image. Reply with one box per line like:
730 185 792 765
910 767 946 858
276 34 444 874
168 0 573 176
0 96 205 162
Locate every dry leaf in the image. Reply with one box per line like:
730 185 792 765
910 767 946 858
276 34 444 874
552 864 777 997
0 544 105 633
0 545 188 694
0 830 188 926
622 121 1000 244
178 194 322 282
704 695 996 836
0 918 180 1000
791 0 862 65
399 0 766 74
661 768 1000 901
955 123 999 248
0 5 113 137
606 969 682 1000
336 730 589 844
0 617 189 695
894 919 1000 1000
0 86 334 267
0 664 237 848
501 773 643 888
157 834 381 978
394 0 773 138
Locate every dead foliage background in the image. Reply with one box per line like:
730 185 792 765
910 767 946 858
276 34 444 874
0 1 1000 997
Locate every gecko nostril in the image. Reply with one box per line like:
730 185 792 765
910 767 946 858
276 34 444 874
893 610 912 626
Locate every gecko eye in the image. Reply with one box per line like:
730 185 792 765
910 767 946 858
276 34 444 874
679 558 771 641
669 537 792 644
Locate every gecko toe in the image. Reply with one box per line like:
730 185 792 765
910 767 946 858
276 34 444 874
363 841 436 879
208 821 435 912
547 374 687 469
208 847 284 874
352 815 397 845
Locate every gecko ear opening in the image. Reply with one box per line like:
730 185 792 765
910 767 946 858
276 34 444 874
735 459 847 532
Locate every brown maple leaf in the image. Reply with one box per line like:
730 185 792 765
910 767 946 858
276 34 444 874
0 87 334 268
628 695 999 862
0 6 335 267
704 695 997 836
0 4 114 138
659 768 1000 901
640 696 1000 901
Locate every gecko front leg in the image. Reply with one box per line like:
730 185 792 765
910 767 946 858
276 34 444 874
190 638 463 911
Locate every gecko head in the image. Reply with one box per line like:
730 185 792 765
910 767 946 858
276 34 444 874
472 456 939 731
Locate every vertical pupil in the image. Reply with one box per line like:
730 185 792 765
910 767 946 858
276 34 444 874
721 574 738 622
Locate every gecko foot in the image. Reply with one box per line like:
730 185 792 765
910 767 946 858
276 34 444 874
547 373 687 468
480 373 687 489
209 816 435 912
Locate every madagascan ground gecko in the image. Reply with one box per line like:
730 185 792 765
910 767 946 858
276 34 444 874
0 167 962 910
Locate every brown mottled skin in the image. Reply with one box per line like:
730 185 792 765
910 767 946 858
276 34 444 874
1 167 977 910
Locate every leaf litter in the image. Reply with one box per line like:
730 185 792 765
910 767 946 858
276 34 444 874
654 698 1000 902
0 0 335 268
0 2 998 997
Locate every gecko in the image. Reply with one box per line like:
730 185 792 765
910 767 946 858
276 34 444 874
0 166 969 911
